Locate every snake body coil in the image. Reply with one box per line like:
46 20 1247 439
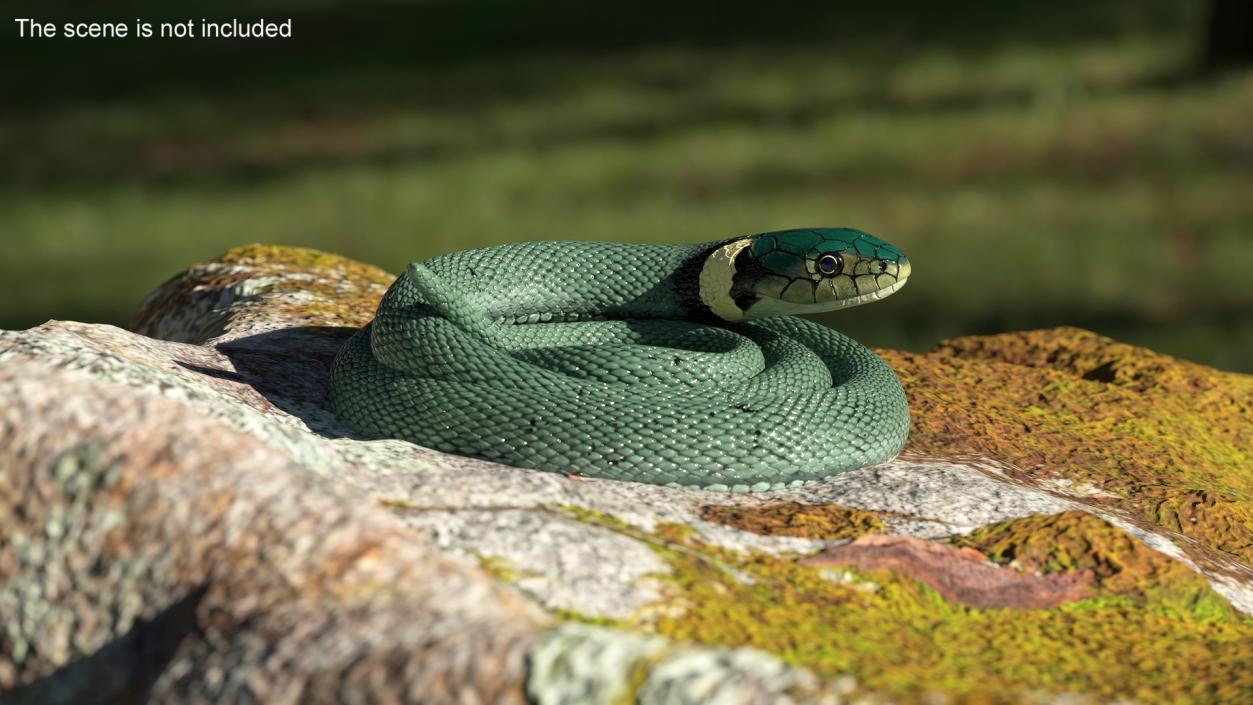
330 228 911 491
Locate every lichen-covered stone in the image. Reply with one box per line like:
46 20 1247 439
130 243 392 345
3 245 1251 705
881 327 1253 570
0 360 540 704
597 504 1253 704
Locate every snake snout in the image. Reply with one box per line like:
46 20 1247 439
894 254 912 283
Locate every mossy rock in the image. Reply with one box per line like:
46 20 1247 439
569 507 1253 704
699 502 885 540
883 327 1253 569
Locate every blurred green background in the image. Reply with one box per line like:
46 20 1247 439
4 0 1251 371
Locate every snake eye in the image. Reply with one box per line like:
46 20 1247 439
817 253 843 276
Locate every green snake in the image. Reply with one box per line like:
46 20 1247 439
329 228 911 491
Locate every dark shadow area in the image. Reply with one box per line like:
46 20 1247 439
3 587 207 705
174 326 360 439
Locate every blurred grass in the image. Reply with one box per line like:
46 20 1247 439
2 0 1251 371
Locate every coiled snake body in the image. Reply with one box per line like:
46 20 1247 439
330 228 911 491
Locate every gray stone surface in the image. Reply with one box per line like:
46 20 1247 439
528 624 861 705
401 508 671 619
0 358 538 705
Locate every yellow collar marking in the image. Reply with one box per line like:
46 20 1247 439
698 238 752 322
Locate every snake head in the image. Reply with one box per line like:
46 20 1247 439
699 228 911 322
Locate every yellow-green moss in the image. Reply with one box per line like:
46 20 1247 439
472 552 520 583
610 654 658 705
564 505 1253 704
549 607 624 629
378 497 419 510
883 327 1253 567
219 244 394 328
654 521 698 544
699 502 885 540
951 510 1197 598
558 504 637 532
217 243 394 286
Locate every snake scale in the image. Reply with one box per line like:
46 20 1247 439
329 228 912 491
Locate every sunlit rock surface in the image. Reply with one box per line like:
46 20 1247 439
2 245 1250 704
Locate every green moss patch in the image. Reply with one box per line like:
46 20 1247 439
565 506 1253 704
699 502 884 540
377 497 419 510
472 553 521 584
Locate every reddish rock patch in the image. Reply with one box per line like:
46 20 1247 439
951 509 1209 599
800 535 1094 609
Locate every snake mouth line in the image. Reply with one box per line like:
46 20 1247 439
828 275 909 310
746 275 910 317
